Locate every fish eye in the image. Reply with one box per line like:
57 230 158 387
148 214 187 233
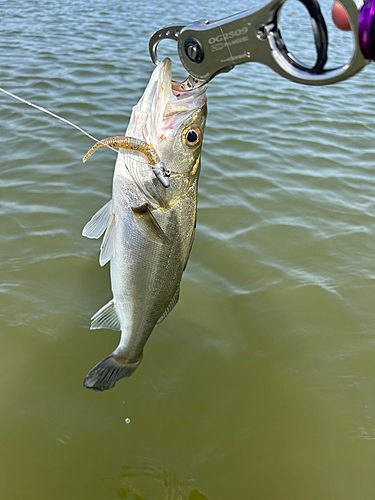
182 126 201 149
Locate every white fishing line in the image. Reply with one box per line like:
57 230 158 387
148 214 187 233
0 86 119 154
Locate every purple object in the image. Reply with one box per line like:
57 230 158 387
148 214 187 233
358 0 375 60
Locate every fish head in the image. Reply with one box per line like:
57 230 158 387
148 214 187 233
124 58 207 206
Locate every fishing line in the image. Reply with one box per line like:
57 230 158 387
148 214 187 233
0 86 119 154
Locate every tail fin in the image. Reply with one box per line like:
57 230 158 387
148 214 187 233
83 352 142 391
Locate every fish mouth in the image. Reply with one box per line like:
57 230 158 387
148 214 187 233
151 59 207 144
121 59 207 206
151 58 173 130
135 58 172 121
127 58 206 142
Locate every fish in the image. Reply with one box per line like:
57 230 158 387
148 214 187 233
82 58 207 391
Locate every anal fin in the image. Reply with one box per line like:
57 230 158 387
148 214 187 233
90 299 121 331
156 287 180 326
132 203 170 245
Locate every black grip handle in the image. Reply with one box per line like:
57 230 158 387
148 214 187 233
298 0 328 73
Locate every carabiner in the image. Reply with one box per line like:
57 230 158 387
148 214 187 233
282 0 328 74
150 0 369 90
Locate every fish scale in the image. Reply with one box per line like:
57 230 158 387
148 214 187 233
82 58 207 391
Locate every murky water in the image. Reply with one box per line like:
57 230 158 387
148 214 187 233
1 0 375 498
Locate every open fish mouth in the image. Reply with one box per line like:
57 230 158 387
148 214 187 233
126 58 206 147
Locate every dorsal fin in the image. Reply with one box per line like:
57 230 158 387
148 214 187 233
99 213 116 266
82 200 112 239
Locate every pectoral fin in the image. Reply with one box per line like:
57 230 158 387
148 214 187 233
156 287 180 326
131 204 170 245
82 200 112 239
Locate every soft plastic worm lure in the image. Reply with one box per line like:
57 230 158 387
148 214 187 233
82 136 171 187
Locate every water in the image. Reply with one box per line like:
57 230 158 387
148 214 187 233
1 0 375 498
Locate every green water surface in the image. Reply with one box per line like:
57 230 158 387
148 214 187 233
0 0 375 498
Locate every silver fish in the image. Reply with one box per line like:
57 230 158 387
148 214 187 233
82 58 207 391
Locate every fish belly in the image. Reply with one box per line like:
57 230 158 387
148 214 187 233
83 172 197 391
111 190 191 361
